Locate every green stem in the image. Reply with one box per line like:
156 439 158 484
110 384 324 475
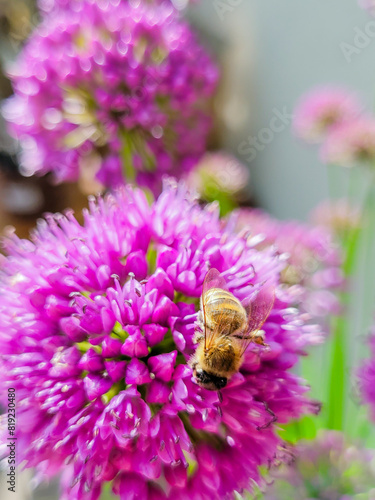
326 176 375 431
351 181 375 438
121 131 136 182
326 229 360 430
327 312 347 430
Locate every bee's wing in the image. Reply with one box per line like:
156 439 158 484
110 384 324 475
239 284 275 357
201 268 228 350
202 268 227 295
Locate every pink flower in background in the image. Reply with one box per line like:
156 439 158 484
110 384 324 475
359 0 375 14
263 431 375 499
293 87 362 143
226 208 343 327
4 0 218 193
0 181 321 500
311 199 362 239
185 151 250 202
321 116 375 167
38 0 200 16
37 0 80 13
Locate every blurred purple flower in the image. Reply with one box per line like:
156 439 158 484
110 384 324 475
293 86 362 143
359 0 375 14
38 0 199 16
185 151 250 202
263 431 375 499
226 209 343 328
321 116 375 167
4 0 218 193
0 181 321 499
358 331 375 422
37 0 78 14
311 199 362 240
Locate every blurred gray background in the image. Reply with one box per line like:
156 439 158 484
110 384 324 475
194 0 375 220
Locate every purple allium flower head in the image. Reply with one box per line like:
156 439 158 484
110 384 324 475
4 0 218 193
226 209 343 326
263 431 375 499
293 87 362 143
0 181 322 500
321 116 375 167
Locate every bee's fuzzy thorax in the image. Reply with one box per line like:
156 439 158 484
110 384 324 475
194 336 243 380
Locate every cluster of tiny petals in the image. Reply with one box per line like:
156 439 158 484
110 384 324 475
4 0 218 193
226 208 343 327
293 86 362 143
263 431 375 499
0 181 321 500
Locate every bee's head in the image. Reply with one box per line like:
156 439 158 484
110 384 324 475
193 367 227 391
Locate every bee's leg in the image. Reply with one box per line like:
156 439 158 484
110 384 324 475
193 332 204 344
257 402 277 430
216 391 223 417
194 310 205 344
195 310 204 330
217 390 223 403
233 330 269 347
188 353 197 370
252 332 269 348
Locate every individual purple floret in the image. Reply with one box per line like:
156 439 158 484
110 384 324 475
0 181 321 499
4 0 218 193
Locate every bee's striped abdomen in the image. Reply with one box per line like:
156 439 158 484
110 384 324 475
203 288 247 335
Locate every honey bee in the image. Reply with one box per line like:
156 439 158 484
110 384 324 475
190 268 275 391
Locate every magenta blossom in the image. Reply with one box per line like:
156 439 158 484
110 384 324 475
293 86 362 143
4 0 218 193
226 208 343 328
0 181 321 500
